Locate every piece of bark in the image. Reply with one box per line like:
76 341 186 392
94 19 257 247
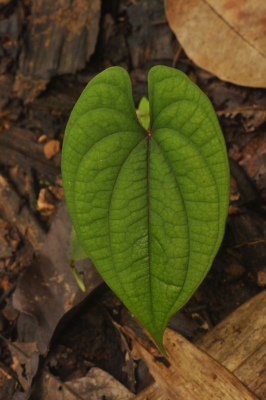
0 9 20 61
14 0 100 102
127 0 173 69
0 127 60 182
0 74 14 109
0 174 46 251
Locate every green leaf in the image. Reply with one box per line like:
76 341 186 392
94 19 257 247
137 96 150 129
70 226 88 261
62 66 229 353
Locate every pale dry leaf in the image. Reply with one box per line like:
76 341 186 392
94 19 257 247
67 367 135 400
31 368 134 400
43 140 60 159
163 328 257 400
134 329 257 399
165 0 266 87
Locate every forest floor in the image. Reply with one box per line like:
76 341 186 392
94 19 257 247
1 0 266 399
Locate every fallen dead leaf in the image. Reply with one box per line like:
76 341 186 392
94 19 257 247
12 201 102 356
134 328 257 399
43 140 60 159
0 336 39 400
30 368 134 400
11 201 103 398
66 367 135 400
165 0 266 87
217 105 266 132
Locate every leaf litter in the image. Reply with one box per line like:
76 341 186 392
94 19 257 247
1 0 266 398
165 0 266 87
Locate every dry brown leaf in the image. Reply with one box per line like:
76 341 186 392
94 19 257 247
134 329 258 399
165 0 266 87
30 368 134 400
164 329 258 399
0 336 40 400
13 201 103 356
67 367 135 400
43 140 60 159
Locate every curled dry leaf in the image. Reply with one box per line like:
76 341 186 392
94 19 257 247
36 188 56 216
165 0 266 87
217 105 266 132
11 343 39 391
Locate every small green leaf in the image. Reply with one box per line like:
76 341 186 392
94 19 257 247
137 96 150 129
69 260 86 292
62 66 229 352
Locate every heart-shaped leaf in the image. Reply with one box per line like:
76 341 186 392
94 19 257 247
62 66 229 352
